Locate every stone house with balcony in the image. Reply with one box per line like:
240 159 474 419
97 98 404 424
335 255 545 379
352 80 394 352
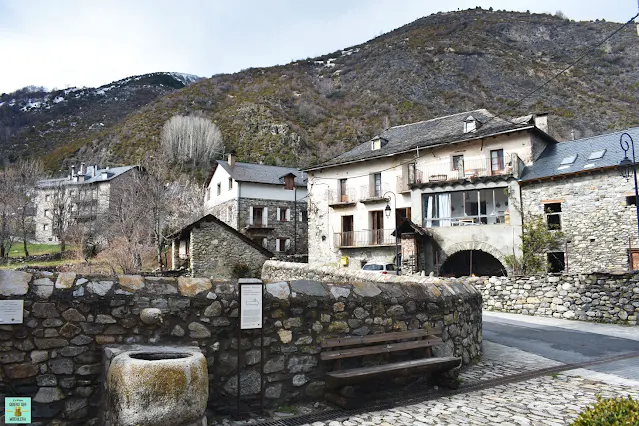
306 109 557 276
204 154 309 258
520 126 639 274
35 163 137 243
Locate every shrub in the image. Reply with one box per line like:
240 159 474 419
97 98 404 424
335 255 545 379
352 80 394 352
571 395 639 425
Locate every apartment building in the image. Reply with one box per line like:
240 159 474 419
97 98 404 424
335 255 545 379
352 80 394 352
306 109 557 276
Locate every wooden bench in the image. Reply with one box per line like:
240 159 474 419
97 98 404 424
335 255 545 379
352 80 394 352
321 327 461 408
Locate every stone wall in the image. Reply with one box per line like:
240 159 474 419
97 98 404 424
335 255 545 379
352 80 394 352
238 197 308 256
475 273 639 324
521 170 638 273
189 220 271 279
0 264 482 425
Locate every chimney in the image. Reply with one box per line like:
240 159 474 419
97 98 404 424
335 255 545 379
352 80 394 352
228 152 236 167
533 113 549 134
71 165 76 178
93 165 98 177
80 162 85 175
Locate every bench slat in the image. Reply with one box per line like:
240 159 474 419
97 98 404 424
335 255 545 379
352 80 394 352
320 337 443 361
325 357 461 386
321 327 442 349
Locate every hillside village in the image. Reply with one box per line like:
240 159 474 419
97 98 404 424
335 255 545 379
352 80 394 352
3 6 639 426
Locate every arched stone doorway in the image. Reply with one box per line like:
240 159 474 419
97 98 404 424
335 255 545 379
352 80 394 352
440 249 507 277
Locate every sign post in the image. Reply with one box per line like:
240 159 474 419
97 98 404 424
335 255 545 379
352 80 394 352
236 279 264 418
0 300 24 324
5 397 31 424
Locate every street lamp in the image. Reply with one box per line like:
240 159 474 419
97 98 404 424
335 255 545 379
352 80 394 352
383 191 400 275
619 132 639 242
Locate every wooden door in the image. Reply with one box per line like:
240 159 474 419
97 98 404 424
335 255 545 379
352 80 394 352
342 215 353 246
371 210 383 244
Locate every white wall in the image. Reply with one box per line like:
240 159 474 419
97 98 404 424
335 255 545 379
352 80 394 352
204 167 238 210
241 183 308 201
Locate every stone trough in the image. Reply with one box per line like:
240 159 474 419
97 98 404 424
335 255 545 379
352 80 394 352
105 345 208 426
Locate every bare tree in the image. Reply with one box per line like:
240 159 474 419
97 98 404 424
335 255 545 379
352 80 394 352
0 167 18 258
12 159 44 257
49 182 74 253
160 113 223 168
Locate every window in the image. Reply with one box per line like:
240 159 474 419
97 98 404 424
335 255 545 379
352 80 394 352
452 155 464 171
373 173 382 197
547 252 565 273
44 209 49 217
629 249 639 270
588 150 606 160
228 177 233 190
545 202 562 230
371 138 381 151
217 183 221 196
45 194 50 202
43 224 48 231
339 179 348 202
284 175 294 190
277 207 290 222
275 238 290 252
627 196 637 206
249 206 268 226
298 210 308 222
490 149 504 174
560 155 578 165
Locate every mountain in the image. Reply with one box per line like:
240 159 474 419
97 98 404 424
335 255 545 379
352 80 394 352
2 8 639 173
0 72 202 166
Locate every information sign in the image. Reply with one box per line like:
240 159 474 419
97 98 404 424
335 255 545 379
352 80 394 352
5 397 31 424
0 300 24 324
240 284 263 329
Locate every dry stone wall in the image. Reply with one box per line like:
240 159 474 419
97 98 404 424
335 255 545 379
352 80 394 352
475 273 639 324
0 264 482 425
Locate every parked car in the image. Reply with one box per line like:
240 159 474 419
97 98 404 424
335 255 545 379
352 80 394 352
362 262 399 274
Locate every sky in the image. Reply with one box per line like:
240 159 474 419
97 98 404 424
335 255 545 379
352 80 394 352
0 0 637 94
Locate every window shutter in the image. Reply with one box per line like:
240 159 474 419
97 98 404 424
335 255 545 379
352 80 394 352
264 207 268 226
276 239 281 252
277 207 281 221
249 206 254 225
284 239 291 251
286 208 291 222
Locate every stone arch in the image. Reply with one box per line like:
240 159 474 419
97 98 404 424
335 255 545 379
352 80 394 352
438 241 510 276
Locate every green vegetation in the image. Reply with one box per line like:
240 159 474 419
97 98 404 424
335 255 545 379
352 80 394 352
8 243 63 258
504 214 565 275
571 395 639 425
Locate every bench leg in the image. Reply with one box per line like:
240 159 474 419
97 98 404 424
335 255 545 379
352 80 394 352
325 386 357 409
432 366 461 390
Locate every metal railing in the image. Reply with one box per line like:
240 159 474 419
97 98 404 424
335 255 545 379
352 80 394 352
415 154 516 184
328 188 357 205
359 184 391 202
334 229 397 247
423 213 508 228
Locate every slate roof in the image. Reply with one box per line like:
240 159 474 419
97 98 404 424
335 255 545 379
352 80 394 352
215 161 307 187
307 109 553 170
36 166 137 188
520 127 639 181
168 213 274 258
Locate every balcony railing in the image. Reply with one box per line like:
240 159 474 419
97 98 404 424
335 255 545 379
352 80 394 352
328 189 357 206
359 184 391 203
415 154 517 185
423 213 508 228
334 229 397 247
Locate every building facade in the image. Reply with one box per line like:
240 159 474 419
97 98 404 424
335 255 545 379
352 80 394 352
520 127 639 273
35 164 137 243
204 154 309 258
307 109 556 276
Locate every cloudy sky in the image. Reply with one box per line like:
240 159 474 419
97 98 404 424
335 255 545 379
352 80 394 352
0 0 636 94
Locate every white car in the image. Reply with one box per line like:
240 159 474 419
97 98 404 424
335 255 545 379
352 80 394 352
362 262 399 275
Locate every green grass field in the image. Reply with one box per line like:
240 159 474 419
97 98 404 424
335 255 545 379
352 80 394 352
8 243 63 257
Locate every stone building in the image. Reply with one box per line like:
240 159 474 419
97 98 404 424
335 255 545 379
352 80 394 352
35 163 137 243
204 154 309 259
306 109 556 276
520 127 639 273
169 214 273 278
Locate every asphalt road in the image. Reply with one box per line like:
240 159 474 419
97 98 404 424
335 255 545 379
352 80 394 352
483 312 639 381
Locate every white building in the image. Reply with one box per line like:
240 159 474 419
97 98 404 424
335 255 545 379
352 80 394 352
204 154 309 257
306 109 557 276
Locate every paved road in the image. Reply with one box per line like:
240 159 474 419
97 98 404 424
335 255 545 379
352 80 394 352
483 311 639 381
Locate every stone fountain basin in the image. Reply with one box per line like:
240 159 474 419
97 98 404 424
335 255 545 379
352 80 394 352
106 346 208 426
